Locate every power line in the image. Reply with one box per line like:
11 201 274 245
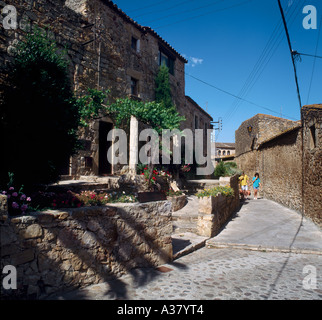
306 13 322 103
125 0 171 14
153 0 253 30
296 52 322 59
222 0 305 124
277 0 302 110
183 70 298 120
133 0 195 19
144 0 224 25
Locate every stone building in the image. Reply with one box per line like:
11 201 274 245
0 0 213 177
235 105 322 227
212 142 235 161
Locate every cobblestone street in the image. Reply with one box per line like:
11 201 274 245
52 198 322 300
53 246 322 300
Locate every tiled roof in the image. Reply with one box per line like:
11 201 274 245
302 104 322 109
214 142 236 149
257 124 302 149
102 0 188 63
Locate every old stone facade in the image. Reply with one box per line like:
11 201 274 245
0 195 173 298
302 105 322 226
235 105 322 227
0 0 213 177
211 142 235 166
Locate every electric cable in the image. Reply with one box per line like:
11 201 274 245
306 13 322 104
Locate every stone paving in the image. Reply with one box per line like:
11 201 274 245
50 197 322 300
51 247 322 300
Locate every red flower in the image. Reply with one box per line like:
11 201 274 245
152 177 156 181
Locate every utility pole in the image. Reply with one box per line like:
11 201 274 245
277 0 302 110
211 118 222 157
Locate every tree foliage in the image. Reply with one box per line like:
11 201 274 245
0 28 80 187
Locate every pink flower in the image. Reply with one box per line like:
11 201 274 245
9 187 14 191
12 192 18 197
2 191 6 195
20 194 26 201
21 204 28 212
26 197 31 202
12 202 19 209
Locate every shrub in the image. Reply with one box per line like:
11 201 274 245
1 186 32 216
196 186 234 198
213 161 228 177
0 28 80 187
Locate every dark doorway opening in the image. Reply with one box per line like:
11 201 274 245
99 121 113 175
58 155 70 176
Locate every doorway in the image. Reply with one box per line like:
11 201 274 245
98 121 113 175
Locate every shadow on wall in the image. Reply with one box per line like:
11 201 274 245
0 200 187 300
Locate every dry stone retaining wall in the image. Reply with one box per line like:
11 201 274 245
0 195 173 299
197 175 240 238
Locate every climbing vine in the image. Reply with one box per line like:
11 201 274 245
76 88 109 127
108 97 185 134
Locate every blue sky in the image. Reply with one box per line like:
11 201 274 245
113 0 321 142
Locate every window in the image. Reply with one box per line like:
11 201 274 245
227 151 230 155
158 50 175 75
194 115 199 129
218 150 221 156
84 157 93 169
131 77 138 96
223 151 226 156
131 36 140 52
309 124 316 150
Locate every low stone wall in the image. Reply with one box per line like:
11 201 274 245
197 175 240 237
0 196 172 299
168 194 187 212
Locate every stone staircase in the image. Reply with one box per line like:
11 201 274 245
172 195 199 234
171 194 209 259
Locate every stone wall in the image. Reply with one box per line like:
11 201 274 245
258 127 303 212
1 0 212 177
302 105 322 226
235 114 301 156
235 106 322 227
0 195 173 299
197 175 240 237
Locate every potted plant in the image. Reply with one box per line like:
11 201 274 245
137 165 171 203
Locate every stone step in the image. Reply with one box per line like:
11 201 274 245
172 232 209 260
172 220 198 234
